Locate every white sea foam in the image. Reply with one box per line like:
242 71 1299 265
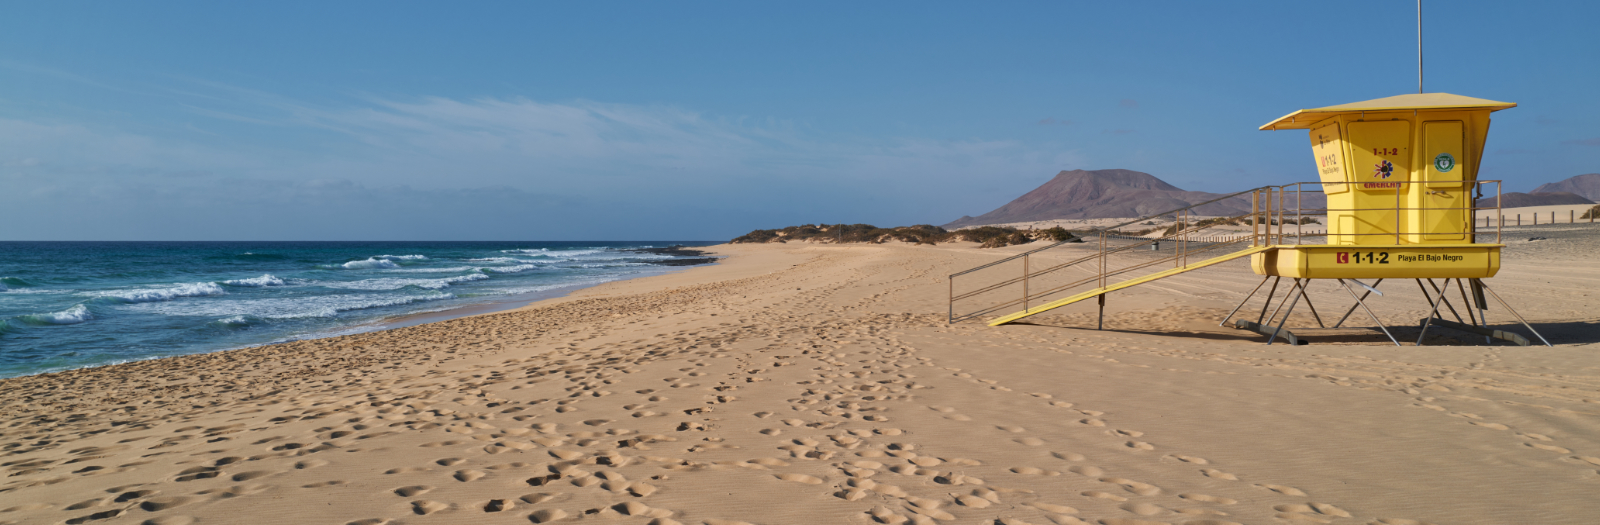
127 291 455 319
341 258 401 270
503 248 607 258
223 274 287 287
466 257 519 263
318 272 488 291
386 266 477 273
482 264 542 274
95 282 226 303
29 304 93 325
376 254 428 260
217 315 251 326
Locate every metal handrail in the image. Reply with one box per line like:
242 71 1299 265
948 180 1505 324
948 185 1276 278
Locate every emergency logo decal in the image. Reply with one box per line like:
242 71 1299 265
1433 152 1456 173
1373 159 1394 179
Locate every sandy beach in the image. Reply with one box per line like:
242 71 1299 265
4 228 1600 525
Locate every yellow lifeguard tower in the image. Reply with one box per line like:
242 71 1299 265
1254 93 1510 280
946 93 1551 347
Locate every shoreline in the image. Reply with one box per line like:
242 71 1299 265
0 245 722 381
2 241 1596 524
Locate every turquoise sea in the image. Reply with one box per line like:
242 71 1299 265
0 241 716 378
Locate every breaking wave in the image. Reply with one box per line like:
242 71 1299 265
339 258 401 270
482 264 542 274
19 304 94 325
223 274 287 287
316 272 489 291
93 282 226 304
0 277 34 291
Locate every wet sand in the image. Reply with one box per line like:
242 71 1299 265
2 232 1599 525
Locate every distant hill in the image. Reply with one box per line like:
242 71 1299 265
943 169 1320 228
1477 191 1595 208
1532 173 1600 201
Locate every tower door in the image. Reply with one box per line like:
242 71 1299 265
1422 121 1467 241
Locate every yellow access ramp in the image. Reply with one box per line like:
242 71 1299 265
988 245 1275 326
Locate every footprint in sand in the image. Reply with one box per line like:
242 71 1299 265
1082 490 1127 502
1166 454 1209 465
453 470 486 482
1200 469 1239 481
1255 483 1307 496
411 500 449 515
1275 503 1352 518
294 459 329 469
139 496 197 512
231 470 277 482
1015 437 1045 446
436 458 465 466
1052 451 1086 461
1119 502 1169 516
1068 465 1103 476
1008 467 1051 476
394 485 434 497
142 517 198 525
1100 477 1162 495
996 425 1026 433
1525 442 1571 453
1178 493 1237 505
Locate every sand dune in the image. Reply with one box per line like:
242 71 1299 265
3 231 1599 525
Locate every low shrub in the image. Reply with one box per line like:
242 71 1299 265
729 223 1082 248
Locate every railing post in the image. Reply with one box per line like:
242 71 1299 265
1252 190 1259 246
1395 182 1402 245
1022 254 1029 313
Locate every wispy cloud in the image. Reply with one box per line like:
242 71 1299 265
1 78 1088 238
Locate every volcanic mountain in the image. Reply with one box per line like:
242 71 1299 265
943 169 1277 228
1476 191 1594 208
1531 173 1600 201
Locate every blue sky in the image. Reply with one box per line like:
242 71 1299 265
2 1 1595 240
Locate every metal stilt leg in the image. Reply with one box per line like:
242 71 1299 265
1220 275 1272 327
1426 279 1464 324
1475 279 1553 347
1416 279 1453 346
1296 279 1325 328
1267 279 1306 345
1456 279 1490 344
1263 278 1298 337
1333 278 1383 328
1257 277 1281 325
1337 279 1400 346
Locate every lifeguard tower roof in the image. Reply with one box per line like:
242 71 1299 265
1260 93 1516 130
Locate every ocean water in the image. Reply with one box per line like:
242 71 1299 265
0 241 716 378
